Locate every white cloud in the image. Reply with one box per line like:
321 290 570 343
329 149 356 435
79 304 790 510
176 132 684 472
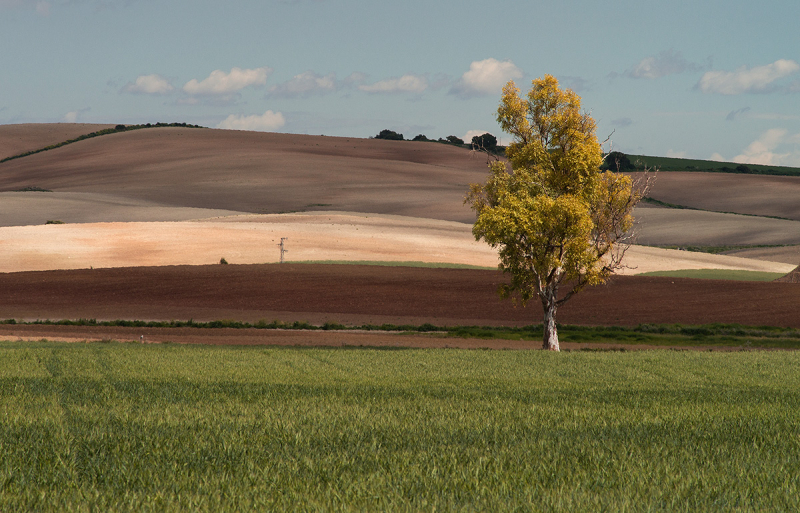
733 128 792 165
450 58 523 98
269 71 337 98
217 110 286 132
122 74 174 95
665 149 688 159
63 107 89 123
697 59 800 95
628 49 702 79
184 67 271 95
463 130 492 144
711 129 800 166
342 72 367 87
359 74 428 94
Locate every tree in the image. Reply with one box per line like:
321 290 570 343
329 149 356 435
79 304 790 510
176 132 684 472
445 135 464 145
466 75 650 351
471 133 498 152
602 151 635 171
375 129 404 141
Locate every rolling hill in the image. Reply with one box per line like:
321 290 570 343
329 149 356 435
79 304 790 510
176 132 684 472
0 123 798 273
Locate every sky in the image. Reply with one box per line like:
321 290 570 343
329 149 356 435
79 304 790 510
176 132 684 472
1 0 799 165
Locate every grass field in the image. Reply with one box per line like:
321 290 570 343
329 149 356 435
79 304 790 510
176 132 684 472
631 154 800 175
1 341 798 511
636 269 787 281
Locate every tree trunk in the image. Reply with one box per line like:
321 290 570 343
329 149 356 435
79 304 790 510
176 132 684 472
542 295 560 351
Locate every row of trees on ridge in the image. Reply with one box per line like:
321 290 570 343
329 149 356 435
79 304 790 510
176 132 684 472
374 129 501 154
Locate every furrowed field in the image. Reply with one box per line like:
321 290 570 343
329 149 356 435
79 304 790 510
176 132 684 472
1 341 799 511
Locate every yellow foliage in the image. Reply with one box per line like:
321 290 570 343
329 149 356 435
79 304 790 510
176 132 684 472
467 75 640 316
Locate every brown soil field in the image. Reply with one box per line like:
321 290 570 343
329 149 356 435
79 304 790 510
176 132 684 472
724 245 800 265
0 126 491 223
633 171 800 221
0 123 114 160
633 208 800 246
1 264 798 331
0 191 243 227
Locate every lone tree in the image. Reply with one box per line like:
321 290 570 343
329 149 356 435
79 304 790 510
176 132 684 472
466 75 649 351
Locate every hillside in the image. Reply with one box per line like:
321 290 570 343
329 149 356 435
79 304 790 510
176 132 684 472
0 125 492 224
0 123 115 161
0 123 798 273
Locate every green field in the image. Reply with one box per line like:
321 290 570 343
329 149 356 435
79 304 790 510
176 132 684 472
630 154 800 176
1 341 798 511
637 268 787 282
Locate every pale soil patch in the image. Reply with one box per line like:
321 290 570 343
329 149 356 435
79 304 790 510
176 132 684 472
0 212 497 272
620 245 795 275
0 191 245 227
0 123 114 160
633 208 800 246
0 211 793 275
630 171 800 220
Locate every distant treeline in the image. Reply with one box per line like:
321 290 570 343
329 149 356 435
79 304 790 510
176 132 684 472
0 122 204 164
373 129 505 156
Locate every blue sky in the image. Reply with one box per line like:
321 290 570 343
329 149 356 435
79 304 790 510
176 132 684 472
2 0 799 165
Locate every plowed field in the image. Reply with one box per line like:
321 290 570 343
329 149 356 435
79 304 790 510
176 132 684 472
1 264 798 347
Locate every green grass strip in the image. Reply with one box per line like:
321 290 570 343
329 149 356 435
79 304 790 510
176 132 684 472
631 154 800 175
637 269 786 282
